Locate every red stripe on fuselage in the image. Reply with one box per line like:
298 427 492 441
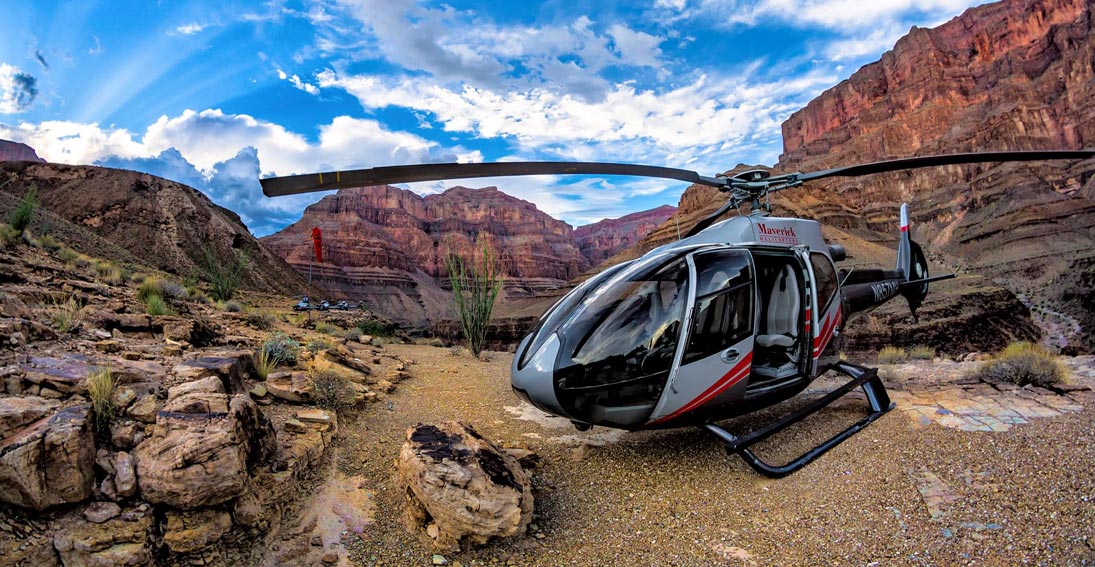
813 308 843 356
648 352 753 426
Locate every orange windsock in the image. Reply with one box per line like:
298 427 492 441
311 227 323 263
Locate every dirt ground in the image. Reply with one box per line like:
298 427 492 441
307 345 1095 567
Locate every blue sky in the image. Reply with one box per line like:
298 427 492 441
0 0 988 236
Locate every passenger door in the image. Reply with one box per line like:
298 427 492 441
647 249 756 425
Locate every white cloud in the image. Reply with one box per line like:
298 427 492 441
0 64 38 114
0 120 149 162
175 23 205 35
682 0 978 30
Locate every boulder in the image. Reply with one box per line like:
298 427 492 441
134 394 275 509
114 451 137 498
265 372 314 403
171 352 252 394
126 395 158 423
162 508 232 555
0 405 95 510
166 376 224 400
162 392 230 414
53 506 153 567
0 395 61 439
397 422 533 551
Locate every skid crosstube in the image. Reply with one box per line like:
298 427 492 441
703 361 894 478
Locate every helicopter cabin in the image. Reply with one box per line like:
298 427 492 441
511 214 845 429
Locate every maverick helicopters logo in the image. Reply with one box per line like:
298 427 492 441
756 223 798 244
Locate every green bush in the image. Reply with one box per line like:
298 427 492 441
202 245 248 302
56 246 80 263
877 346 907 364
35 233 62 251
262 332 300 366
8 184 38 236
972 342 1067 388
306 338 333 354
137 278 165 303
145 294 174 316
0 224 19 248
357 319 393 337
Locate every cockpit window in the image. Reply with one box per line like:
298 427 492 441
683 250 754 364
558 253 689 387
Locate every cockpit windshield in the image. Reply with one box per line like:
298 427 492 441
551 251 690 425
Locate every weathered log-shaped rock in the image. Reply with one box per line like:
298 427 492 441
265 372 314 403
397 422 533 551
133 394 275 509
53 505 154 566
0 405 95 510
171 352 251 394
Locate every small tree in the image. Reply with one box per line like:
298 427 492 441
202 245 249 301
445 235 504 357
9 184 38 236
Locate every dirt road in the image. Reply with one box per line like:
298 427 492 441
318 346 1095 566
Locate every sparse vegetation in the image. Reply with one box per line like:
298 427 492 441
87 367 115 440
253 347 276 380
34 233 62 251
286 313 307 326
357 319 393 337
219 300 243 313
877 346 907 364
137 277 165 303
907 345 936 360
55 246 80 263
306 338 333 354
50 295 85 333
246 310 276 330
145 294 174 316
262 332 300 366
315 321 340 335
445 236 503 357
310 360 355 412
0 224 19 248
971 342 1067 388
8 184 38 236
202 245 248 302
338 328 362 342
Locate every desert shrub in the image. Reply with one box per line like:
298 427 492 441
286 313 307 326
35 233 62 251
445 236 503 357
907 345 936 360
202 245 248 302
357 319 393 337
160 280 188 300
137 278 165 303
189 290 211 305
56 246 80 263
972 342 1067 388
253 347 276 380
306 338 333 354
262 332 300 366
129 272 147 284
8 184 38 236
50 296 85 333
310 365 355 412
246 311 276 330
315 321 339 335
0 224 19 248
218 300 243 312
93 260 114 278
87 368 115 440
145 294 174 316
338 328 362 342
877 346 907 364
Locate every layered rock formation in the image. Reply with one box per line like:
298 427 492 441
261 185 591 324
0 161 313 297
0 140 44 163
574 204 676 266
623 0 1095 352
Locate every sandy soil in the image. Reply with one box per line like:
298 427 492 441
311 345 1095 566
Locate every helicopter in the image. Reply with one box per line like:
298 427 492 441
261 149 1094 477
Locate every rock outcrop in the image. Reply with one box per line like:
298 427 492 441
574 204 676 267
0 161 313 297
0 140 45 163
397 422 533 552
0 405 95 510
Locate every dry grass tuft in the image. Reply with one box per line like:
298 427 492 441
877 346 907 365
972 342 1067 388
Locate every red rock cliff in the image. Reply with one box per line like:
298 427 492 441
0 140 45 163
574 205 677 267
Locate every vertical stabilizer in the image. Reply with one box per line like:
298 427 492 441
896 204 929 318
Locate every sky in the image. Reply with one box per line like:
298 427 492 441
0 0 990 236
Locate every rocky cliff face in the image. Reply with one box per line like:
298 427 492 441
260 185 591 325
574 205 676 267
0 161 311 296
0 140 44 163
623 0 1095 352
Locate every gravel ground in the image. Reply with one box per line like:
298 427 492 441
328 345 1095 567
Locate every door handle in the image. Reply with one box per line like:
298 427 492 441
721 348 740 363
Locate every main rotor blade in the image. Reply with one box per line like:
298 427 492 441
261 161 727 197
685 199 737 238
783 149 1095 184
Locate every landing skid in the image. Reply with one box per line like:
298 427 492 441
703 361 894 478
